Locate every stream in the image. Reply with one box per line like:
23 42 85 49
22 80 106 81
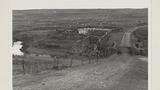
12 41 24 56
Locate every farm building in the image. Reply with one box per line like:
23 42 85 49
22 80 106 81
78 28 88 35
78 28 111 35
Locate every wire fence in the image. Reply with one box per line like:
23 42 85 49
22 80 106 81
13 47 116 75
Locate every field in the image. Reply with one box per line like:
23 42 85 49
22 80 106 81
13 9 148 56
13 9 148 90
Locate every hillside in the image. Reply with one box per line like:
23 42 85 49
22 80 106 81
13 54 148 90
13 9 148 57
13 9 148 90
13 9 148 32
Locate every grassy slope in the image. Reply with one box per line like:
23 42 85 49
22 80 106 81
13 9 148 32
13 9 148 90
13 54 147 90
13 9 148 57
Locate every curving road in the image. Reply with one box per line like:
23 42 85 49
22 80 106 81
120 26 147 47
13 54 147 90
13 26 148 90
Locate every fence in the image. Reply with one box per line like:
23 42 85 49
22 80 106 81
13 45 117 75
13 55 99 75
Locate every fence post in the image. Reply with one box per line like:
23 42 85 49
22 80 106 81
104 48 106 56
37 60 40 74
30 62 32 74
70 57 73 67
22 59 25 75
57 58 59 69
107 47 109 56
96 52 98 62
89 56 91 64
81 59 84 65
52 56 56 70
89 59 91 63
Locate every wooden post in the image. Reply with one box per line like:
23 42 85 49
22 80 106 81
104 48 106 56
81 59 84 65
96 51 98 61
53 58 55 69
138 49 141 56
22 59 25 75
53 56 57 70
70 57 73 67
89 58 91 63
107 47 109 56
37 60 40 74
30 63 33 74
88 53 91 64
28 61 31 74
56 58 59 70
138 43 141 56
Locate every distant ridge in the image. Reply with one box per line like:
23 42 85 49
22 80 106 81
12 8 148 11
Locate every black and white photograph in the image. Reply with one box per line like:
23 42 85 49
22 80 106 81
12 0 148 90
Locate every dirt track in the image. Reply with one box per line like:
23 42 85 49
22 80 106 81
13 26 148 90
120 26 148 47
13 54 147 90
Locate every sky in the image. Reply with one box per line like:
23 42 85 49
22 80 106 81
12 0 149 10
